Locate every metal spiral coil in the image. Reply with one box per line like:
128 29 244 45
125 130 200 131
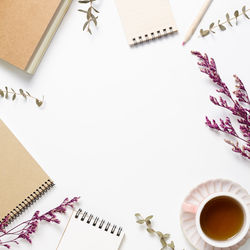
131 26 174 45
1 179 54 225
75 209 123 236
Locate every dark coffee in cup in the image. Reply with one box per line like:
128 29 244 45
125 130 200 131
200 196 244 241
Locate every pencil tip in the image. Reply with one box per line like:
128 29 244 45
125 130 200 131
182 42 185 46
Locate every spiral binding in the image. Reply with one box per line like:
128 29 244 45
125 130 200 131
1 179 54 225
131 26 174 45
75 209 123 237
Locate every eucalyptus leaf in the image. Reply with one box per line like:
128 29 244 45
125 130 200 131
5 87 8 99
83 21 89 31
12 93 16 101
242 6 249 19
136 220 145 224
218 20 226 31
0 89 4 97
234 10 239 24
145 215 153 221
226 13 232 26
200 29 210 37
146 228 155 234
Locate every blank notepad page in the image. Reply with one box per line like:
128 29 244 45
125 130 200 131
115 0 177 45
57 210 124 250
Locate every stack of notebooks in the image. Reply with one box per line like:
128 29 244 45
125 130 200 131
0 0 72 74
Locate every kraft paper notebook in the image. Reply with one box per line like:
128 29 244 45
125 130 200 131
115 0 178 45
57 209 125 250
0 0 72 74
0 120 54 223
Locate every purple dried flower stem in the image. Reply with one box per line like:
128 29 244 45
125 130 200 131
0 197 80 248
192 51 250 159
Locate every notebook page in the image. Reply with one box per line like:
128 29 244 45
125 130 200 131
115 0 177 45
57 210 124 250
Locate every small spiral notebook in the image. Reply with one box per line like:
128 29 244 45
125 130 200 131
115 0 178 45
57 209 125 250
0 120 54 224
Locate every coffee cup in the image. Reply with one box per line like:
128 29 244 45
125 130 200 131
182 192 250 248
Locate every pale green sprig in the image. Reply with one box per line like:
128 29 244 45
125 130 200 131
0 87 44 107
135 213 175 250
78 0 99 34
200 6 250 37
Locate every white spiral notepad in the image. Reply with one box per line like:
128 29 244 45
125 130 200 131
115 0 177 45
57 209 125 250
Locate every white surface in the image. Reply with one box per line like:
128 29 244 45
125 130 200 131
0 0 249 249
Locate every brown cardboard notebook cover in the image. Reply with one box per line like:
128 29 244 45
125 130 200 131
0 120 54 223
0 0 70 73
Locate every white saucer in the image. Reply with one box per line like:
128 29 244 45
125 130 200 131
180 179 250 250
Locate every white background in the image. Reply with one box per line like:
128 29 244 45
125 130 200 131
0 0 249 249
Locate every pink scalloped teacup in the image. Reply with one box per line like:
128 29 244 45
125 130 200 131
182 192 250 248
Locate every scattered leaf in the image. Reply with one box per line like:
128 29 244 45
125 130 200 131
242 6 249 19
218 20 226 31
200 29 210 37
12 93 16 101
234 10 239 25
226 13 232 26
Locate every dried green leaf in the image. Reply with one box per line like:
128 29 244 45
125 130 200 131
209 22 215 33
156 231 163 238
26 91 31 96
78 9 87 13
5 87 8 99
146 220 151 226
160 238 167 247
87 7 92 19
146 228 155 234
0 89 4 97
93 7 99 13
11 88 16 93
164 233 170 239
145 215 153 221
19 89 27 99
209 22 214 29
136 219 145 224
83 21 89 31
135 213 141 217
12 93 16 101
219 24 226 31
242 6 249 19
79 0 90 3
226 13 232 26
200 29 210 37
88 27 92 34
234 10 239 25
168 241 175 249
91 15 97 26
36 99 43 107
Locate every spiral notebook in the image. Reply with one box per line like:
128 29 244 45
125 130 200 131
57 209 125 250
115 0 178 45
0 120 54 224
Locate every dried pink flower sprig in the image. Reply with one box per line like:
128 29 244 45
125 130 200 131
0 197 80 249
192 51 250 159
